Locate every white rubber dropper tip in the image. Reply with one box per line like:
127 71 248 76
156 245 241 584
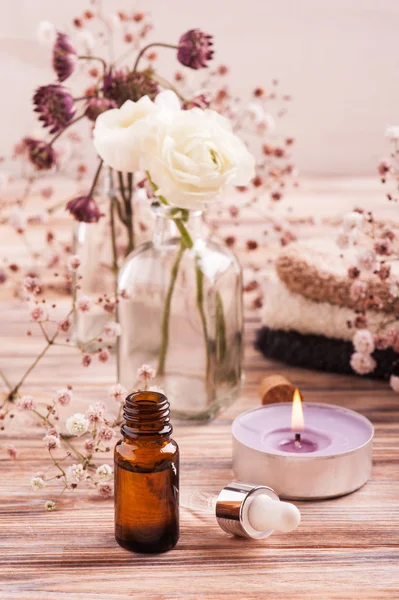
247 494 301 533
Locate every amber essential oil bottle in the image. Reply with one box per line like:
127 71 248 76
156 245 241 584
114 390 179 553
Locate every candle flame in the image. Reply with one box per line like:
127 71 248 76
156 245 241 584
291 388 304 432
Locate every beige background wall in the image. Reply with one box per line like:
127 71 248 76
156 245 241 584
1 0 398 175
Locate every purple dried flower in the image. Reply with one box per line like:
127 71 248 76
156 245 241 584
33 85 76 134
177 29 214 69
66 195 102 223
24 138 57 171
182 94 210 110
53 32 77 82
102 69 159 107
85 97 117 122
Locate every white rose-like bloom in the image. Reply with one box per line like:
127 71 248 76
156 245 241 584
93 91 179 173
142 104 256 210
66 413 89 437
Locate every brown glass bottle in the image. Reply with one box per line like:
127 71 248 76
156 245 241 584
114 390 179 553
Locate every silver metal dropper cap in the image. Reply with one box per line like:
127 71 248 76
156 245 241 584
215 481 280 539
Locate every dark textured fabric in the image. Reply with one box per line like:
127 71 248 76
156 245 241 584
255 327 399 380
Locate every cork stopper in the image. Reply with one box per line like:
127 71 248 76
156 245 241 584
258 374 295 405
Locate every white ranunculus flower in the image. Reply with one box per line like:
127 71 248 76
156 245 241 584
142 106 256 210
93 91 180 173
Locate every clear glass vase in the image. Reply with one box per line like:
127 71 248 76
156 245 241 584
118 203 243 422
72 174 152 349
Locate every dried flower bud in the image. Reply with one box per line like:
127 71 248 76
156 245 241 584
52 32 77 82
33 85 76 134
66 195 103 223
24 138 56 171
177 29 214 69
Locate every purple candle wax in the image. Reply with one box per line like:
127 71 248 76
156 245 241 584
233 402 373 457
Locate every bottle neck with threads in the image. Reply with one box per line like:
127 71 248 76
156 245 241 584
122 391 172 440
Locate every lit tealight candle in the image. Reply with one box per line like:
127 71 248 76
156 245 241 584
232 391 374 500
277 389 318 453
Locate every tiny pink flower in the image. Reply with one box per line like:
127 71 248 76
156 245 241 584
82 354 92 367
98 483 113 499
66 463 87 485
77 295 91 312
137 364 155 383
108 383 127 403
67 255 81 271
16 395 36 411
43 434 61 450
350 280 367 302
24 276 40 296
374 238 392 256
98 348 110 363
46 427 60 438
353 329 375 354
350 352 376 375
56 388 72 406
97 426 114 442
103 321 121 339
376 263 391 281
84 438 95 452
85 403 106 427
390 375 399 393
356 249 376 272
30 305 47 322
58 317 71 333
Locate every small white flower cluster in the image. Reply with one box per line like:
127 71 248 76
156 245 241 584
96 464 113 482
67 463 87 486
350 329 376 376
66 413 89 437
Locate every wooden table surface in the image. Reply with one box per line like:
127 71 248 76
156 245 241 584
1 179 399 599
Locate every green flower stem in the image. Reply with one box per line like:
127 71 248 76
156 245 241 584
117 171 135 255
146 172 227 376
215 291 227 363
157 240 186 375
110 186 121 381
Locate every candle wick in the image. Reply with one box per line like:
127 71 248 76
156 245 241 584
294 432 301 448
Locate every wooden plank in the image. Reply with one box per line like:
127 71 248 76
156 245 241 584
1 179 399 599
